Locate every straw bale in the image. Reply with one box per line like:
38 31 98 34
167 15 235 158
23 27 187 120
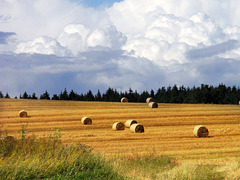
146 97 155 103
193 125 209 137
19 110 27 117
125 120 137 128
148 102 158 108
130 124 144 133
121 97 128 103
112 122 125 130
81 117 92 125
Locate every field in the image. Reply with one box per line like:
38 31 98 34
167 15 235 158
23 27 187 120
1 98 240 179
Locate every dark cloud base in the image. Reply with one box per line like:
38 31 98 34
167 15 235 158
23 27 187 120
186 40 240 59
1 52 240 97
0 31 16 44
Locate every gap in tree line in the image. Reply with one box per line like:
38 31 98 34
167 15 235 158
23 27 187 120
1 84 240 104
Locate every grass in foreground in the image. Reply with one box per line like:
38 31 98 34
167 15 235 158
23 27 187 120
111 153 228 180
0 130 123 180
112 154 175 179
0 126 238 180
158 161 225 180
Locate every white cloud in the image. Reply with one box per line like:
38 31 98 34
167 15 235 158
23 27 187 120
16 23 127 56
0 0 110 41
87 24 126 50
107 0 240 33
1 0 240 97
121 11 226 64
15 36 71 56
57 24 91 55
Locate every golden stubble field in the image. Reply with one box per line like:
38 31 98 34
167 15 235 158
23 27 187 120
1 98 240 162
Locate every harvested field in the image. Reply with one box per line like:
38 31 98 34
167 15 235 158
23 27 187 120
1 99 240 161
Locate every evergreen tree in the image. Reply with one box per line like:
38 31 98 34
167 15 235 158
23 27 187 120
179 85 187 103
60 88 69 100
155 87 167 103
0 91 3 98
113 89 120 102
128 88 134 102
95 90 102 101
10 84 240 104
104 87 115 101
52 94 59 100
133 90 140 102
139 91 150 102
78 93 84 101
171 85 179 103
231 86 238 104
22 91 29 99
218 84 227 104
5 92 10 98
86 90 94 101
40 90 50 100
31 93 38 99
200 84 212 104
166 86 172 102
69 90 78 101
150 89 155 99
236 87 240 104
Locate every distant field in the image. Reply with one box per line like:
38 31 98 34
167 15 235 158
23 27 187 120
1 98 240 162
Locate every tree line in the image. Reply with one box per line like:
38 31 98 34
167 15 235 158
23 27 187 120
1 84 240 104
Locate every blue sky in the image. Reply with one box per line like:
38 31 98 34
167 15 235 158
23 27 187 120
0 0 240 97
81 0 123 8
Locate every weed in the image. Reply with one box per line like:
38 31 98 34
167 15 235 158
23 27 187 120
0 128 123 180
159 161 225 180
113 154 175 179
21 123 28 141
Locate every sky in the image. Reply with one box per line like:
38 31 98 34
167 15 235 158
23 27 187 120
1 0 240 97
81 0 123 8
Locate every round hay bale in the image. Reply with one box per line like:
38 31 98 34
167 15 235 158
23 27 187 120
112 122 125 130
130 124 144 133
19 110 27 117
146 97 155 103
125 120 137 128
193 125 209 137
239 101 240 105
148 102 158 108
121 97 128 103
81 117 92 125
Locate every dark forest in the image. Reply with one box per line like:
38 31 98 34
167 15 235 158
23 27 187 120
1 84 240 104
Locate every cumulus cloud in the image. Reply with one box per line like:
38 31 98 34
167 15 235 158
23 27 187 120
107 0 240 33
16 23 127 56
87 24 127 50
107 1 240 66
57 24 91 55
1 0 240 97
120 11 227 65
0 0 110 41
15 36 71 56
